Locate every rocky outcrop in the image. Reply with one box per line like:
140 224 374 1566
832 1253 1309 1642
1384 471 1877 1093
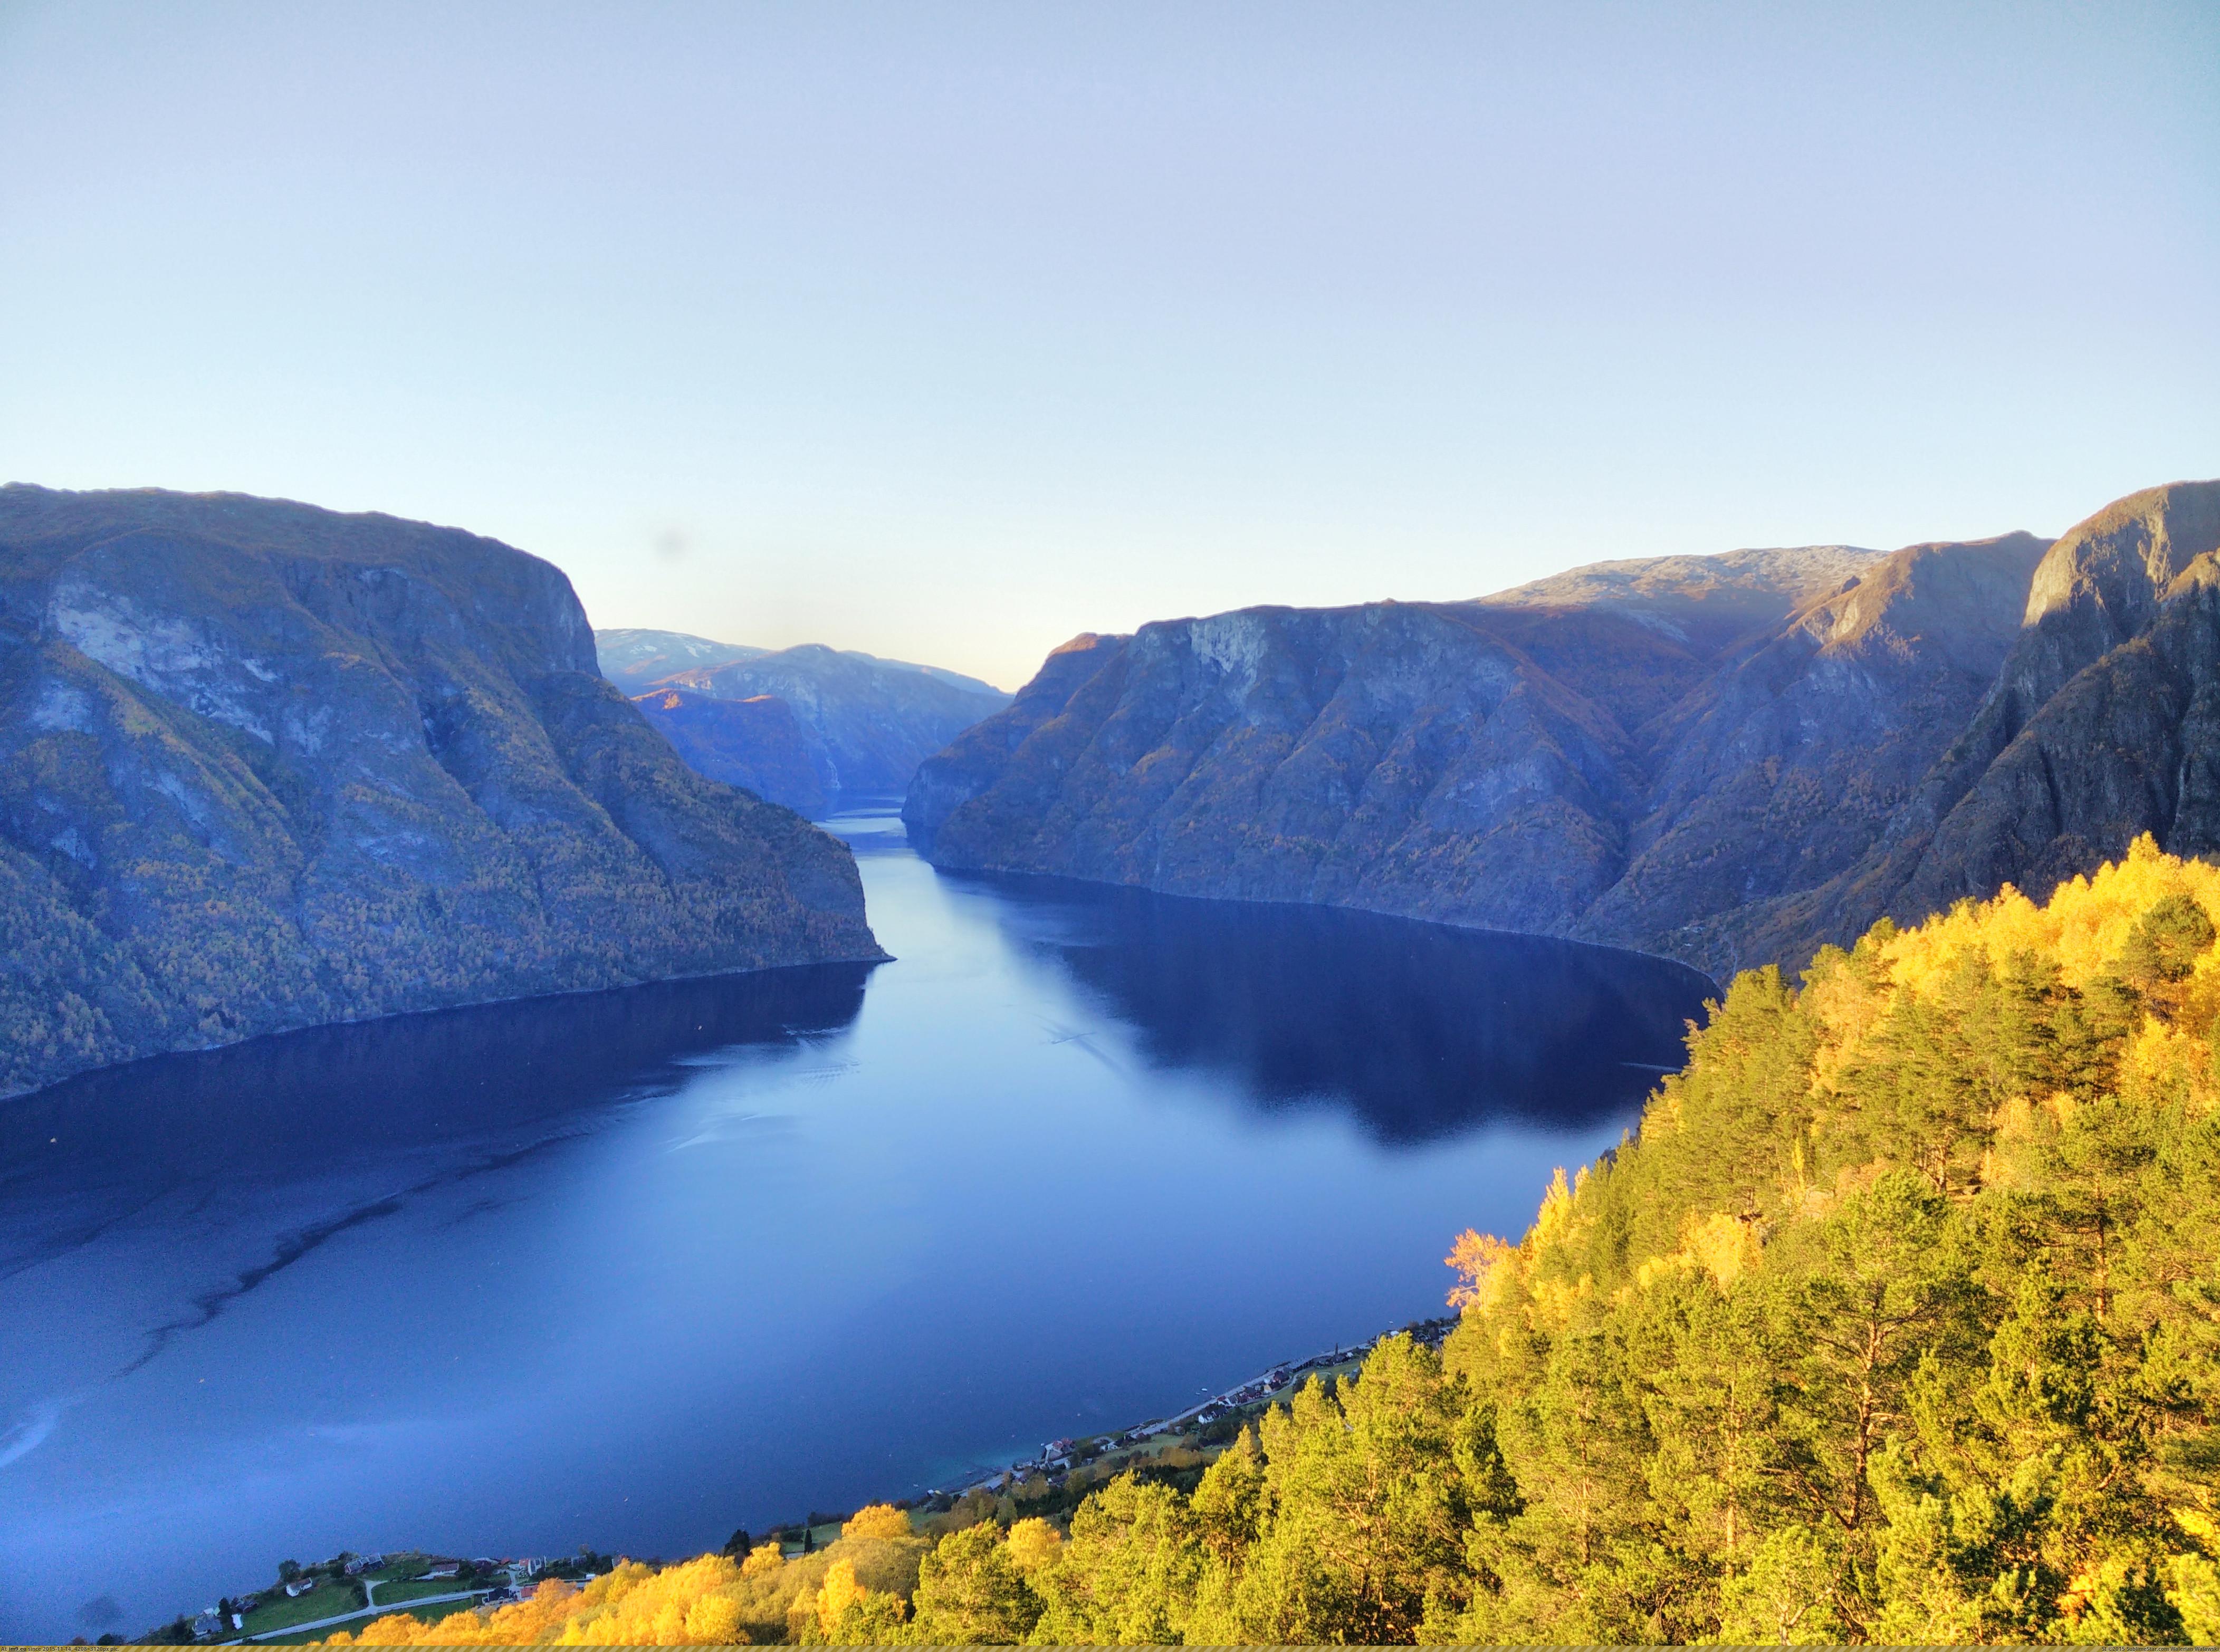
900 486 2220 978
599 631 1011 811
0 486 883 1098
631 687 829 818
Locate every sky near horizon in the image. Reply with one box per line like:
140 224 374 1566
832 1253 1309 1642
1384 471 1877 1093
2 4 2215 690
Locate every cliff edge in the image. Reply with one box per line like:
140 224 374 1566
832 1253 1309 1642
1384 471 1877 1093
0 485 883 1097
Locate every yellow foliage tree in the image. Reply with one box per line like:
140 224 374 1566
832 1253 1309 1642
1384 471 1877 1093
838 1504 911 1542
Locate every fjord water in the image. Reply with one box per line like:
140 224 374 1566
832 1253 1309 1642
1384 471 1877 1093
0 806 1710 1642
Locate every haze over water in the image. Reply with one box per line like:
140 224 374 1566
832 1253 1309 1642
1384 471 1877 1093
0 806 1710 1643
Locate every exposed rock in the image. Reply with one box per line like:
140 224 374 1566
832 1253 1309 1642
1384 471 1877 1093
901 633 1130 853
911 590 1779 937
0 485 883 1098
906 493 2220 977
1580 532 2052 968
1726 481 2220 967
1478 543 1884 655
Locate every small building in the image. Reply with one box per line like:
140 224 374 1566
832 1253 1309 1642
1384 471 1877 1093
190 1611 223 1640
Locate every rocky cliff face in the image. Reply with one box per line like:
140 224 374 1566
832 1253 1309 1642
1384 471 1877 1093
1575 531 2052 967
613 636 1011 807
0 486 883 1098
1723 481 2220 968
900 487 2220 977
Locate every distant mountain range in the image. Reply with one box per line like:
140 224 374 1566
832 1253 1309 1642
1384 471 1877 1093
597 629 1010 817
0 487 883 1099
907 479 2220 979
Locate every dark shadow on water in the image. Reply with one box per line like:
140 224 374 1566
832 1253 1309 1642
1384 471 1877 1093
0 963 876 1216
961 873 1716 1145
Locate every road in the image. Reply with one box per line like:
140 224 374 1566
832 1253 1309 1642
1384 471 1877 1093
225 1586 494 1644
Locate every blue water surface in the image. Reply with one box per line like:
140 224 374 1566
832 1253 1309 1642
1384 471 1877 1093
0 805 1712 1641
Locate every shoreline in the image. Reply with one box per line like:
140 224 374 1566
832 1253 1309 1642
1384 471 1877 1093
145 1314 1465 1640
917 1312 1460 1504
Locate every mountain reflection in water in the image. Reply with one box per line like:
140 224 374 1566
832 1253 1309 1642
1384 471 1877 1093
975 877 1714 1142
1 964 873 1233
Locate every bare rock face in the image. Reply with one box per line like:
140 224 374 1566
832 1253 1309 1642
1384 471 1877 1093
1581 532 2052 969
0 486 883 1098
914 602 1692 934
910 498 2218 976
916 482 2220 977
908 544 1906 951
1724 480 2220 965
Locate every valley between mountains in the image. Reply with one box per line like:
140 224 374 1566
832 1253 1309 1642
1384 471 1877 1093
4 477 2214 1098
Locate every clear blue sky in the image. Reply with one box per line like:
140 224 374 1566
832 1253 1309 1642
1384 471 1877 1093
3 2 2214 689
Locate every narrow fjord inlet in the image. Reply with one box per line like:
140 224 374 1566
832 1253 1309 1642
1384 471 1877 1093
7 8 2216 1638
0 805 1709 1644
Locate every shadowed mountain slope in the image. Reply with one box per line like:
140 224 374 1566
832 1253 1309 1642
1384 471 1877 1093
894 486 2220 977
605 633 1011 811
0 486 882 1098
629 687 828 818
1725 479 2220 968
1578 530 2053 968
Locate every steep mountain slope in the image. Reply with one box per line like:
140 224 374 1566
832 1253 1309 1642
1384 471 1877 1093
1726 479 2220 965
630 687 828 818
0 486 882 1098
1578 531 2052 967
637 640 1011 804
905 504 2154 974
1477 542 1881 654
904 543 1873 939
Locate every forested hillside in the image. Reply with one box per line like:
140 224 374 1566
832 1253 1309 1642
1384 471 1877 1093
310 837 2220 1644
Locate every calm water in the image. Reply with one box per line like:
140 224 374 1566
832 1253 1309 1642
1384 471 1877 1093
0 805 1712 1641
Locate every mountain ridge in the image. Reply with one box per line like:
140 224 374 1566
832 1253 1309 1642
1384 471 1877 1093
906 482 2220 976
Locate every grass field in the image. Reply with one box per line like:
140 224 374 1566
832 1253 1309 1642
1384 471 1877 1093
238 1582 366 1637
259 1596 485 1645
368 1578 467 1608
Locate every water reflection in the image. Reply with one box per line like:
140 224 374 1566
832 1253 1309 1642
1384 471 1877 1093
970 876 1715 1142
0 963 875 1276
